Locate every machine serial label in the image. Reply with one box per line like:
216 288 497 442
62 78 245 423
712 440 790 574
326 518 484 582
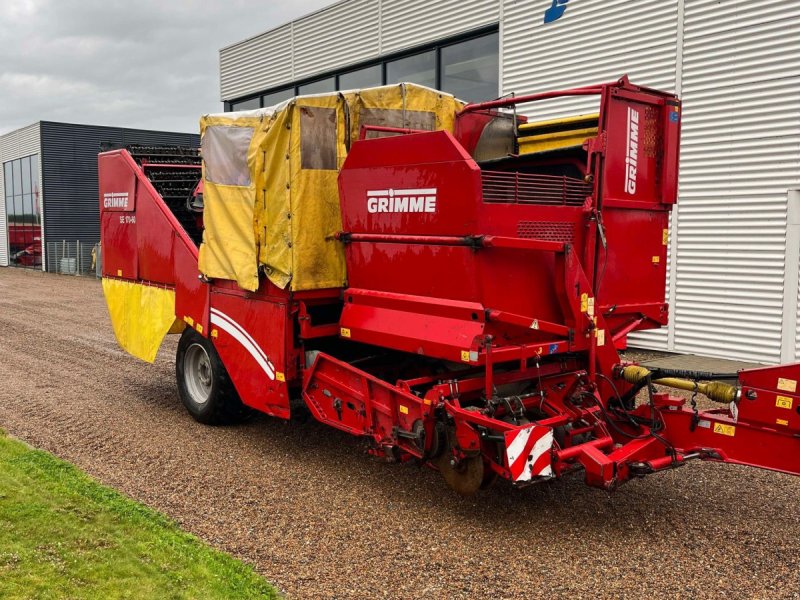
713 423 736 437
777 378 797 393
776 395 793 409
366 188 437 213
624 106 640 195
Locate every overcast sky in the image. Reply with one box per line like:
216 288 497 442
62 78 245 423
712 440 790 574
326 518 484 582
0 0 337 135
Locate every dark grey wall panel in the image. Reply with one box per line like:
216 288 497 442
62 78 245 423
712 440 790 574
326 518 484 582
39 121 199 246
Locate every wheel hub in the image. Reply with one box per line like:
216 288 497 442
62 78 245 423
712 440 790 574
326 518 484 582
184 343 213 405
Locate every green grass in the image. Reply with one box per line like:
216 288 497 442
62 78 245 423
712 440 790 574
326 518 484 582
0 429 278 599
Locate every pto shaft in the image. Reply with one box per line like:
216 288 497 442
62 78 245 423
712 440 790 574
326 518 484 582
620 365 739 404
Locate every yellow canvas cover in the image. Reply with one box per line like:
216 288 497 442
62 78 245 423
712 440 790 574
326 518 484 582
102 278 183 363
199 84 465 292
197 111 265 292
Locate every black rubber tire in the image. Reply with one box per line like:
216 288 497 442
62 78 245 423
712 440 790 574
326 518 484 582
175 327 251 425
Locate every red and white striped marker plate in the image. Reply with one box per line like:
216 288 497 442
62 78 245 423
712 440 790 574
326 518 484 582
504 424 554 482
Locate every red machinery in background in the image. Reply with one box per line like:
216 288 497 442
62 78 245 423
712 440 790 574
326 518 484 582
98 78 800 494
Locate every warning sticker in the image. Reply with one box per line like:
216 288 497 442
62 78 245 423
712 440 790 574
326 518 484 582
776 395 793 410
713 423 736 437
777 378 797 393
340 327 351 338
461 350 471 363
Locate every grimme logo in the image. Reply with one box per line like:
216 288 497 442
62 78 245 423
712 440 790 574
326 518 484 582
367 188 437 213
625 107 641 195
544 0 569 24
103 192 129 208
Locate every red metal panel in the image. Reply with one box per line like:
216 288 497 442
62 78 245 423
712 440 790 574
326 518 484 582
173 237 208 336
209 290 290 419
98 152 138 279
136 184 176 284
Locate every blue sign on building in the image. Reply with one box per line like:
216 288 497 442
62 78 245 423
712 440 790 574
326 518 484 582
544 0 569 24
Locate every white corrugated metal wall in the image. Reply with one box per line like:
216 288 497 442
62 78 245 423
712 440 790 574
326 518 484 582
293 0 380 80
502 0 679 121
219 24 294 101
219 0 499 102
0 122 42 269
503 0 679 351
674 0 800 363
380 0 498 54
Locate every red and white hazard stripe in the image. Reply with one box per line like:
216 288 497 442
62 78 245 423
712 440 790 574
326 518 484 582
504 424 553 482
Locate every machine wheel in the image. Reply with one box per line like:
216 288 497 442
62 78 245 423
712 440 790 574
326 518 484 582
176 328 250 425
435 450 486 496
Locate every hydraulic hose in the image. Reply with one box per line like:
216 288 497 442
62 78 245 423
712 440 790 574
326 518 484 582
620 365 739 404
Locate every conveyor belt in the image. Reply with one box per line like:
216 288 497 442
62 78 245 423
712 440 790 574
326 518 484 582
125 145 204 246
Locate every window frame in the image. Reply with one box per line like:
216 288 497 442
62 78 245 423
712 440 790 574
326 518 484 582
3 154 42 269
225 25 499 111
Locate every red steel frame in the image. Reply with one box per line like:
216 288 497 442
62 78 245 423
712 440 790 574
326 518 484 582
98 76 800 493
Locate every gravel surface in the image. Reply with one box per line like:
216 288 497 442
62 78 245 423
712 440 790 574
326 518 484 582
1 268 798 599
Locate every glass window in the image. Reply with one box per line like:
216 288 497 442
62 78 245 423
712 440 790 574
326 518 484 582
4 162 12 197
298 77 335 95
441 32 499 102
4 155 42 269
262 87 294 108
12 160 22 196
339 65 383 90
231 96 260 111
30 155 39 199
21 156 31 194
386 50 436 88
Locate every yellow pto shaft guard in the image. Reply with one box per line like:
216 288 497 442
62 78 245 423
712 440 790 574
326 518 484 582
620 365 739 404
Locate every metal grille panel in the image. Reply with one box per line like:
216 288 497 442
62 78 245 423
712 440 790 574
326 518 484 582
482 171 590 206
517 221 575 243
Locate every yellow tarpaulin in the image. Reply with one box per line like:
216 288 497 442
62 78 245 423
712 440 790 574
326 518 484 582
198 84 465 292
197 113 264 292
102 278 182 363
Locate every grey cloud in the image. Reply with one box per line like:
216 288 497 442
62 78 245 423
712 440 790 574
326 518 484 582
0 0 337 134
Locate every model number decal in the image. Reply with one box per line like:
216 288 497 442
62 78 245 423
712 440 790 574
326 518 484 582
367 188 437 213
119 215 136 224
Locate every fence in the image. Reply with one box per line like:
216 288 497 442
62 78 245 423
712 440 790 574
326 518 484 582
45 241 101 277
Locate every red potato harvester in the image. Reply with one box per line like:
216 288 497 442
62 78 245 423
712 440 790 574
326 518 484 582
98 77 800 495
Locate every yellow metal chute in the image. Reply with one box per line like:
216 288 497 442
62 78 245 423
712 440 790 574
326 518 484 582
102 278 183 363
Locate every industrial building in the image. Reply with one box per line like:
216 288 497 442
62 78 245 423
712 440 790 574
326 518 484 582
0 122 198 274
217 0 800 364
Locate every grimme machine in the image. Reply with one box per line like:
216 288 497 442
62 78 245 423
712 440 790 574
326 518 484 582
98 77 800 494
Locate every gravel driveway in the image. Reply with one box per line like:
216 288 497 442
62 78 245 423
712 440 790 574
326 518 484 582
0 268 798 599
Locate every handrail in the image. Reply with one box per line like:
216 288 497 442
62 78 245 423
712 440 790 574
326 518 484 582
460 77 626 114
